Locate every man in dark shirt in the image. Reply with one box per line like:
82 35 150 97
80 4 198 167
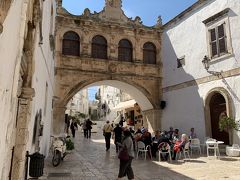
113 124 123 153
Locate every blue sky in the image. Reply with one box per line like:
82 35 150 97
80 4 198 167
88 86 99 101
62 0 198 26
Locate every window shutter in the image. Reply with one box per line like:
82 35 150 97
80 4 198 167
62 32 80 56
92 35 107 59
218 24 227 54
210 28 217 57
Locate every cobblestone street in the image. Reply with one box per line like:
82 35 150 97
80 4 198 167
42 130 240 180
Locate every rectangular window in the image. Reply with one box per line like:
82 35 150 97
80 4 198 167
203 8 232 60
209 23 227 58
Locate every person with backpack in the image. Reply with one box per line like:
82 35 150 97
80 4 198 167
102 120 113 151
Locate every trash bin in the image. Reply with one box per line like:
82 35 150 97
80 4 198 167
29 152 45 177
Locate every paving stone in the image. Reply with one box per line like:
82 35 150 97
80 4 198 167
44 131 240 179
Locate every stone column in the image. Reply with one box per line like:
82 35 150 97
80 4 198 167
11 88 34 180
53 106 66 135
142 109 161 133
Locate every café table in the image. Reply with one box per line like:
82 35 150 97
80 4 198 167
205 140 224 157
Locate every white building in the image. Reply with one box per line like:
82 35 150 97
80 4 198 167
98 85 121 121
66 89 89 117
162 0 240 145
0 0 56 179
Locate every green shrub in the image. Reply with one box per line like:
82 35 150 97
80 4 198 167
219 116 239 132
66 138 74 150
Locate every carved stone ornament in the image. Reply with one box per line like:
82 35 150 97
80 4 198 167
108 63 117 73
156 16 162 27
0 23 3 34
134 16 143 25
83 8 91 17
106 0 122 8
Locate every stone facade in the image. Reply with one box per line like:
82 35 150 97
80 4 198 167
53 0 163 134
0 0 56 179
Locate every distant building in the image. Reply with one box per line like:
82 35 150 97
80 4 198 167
66 89 89 117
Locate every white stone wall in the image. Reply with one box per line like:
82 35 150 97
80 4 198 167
0 0 56 178
162 0 240 143
0 0 29 178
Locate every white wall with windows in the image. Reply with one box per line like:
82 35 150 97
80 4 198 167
28 0 56 156
162 0 240 143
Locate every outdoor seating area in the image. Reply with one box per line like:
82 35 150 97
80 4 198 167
133 127 240 163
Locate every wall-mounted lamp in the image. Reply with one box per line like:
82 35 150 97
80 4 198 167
202 55 210 71
202 55 222 77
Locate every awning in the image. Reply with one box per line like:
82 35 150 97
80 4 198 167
112 99 136 111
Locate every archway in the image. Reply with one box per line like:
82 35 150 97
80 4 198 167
53 80 161 135
205 88 233 145
209 93 229 144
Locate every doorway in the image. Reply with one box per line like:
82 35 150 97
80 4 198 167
209 93 229 144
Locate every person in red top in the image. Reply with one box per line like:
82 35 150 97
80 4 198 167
172 134 189 160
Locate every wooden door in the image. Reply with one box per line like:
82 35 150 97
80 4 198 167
210 93 229 144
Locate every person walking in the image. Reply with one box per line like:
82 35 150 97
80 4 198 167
103 120 113 151
70 120 78 138
82 119 87 138
86 119 93 138
113 124 123 153
117 129 135 180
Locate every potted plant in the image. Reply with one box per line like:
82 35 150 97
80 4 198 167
219 116 239 133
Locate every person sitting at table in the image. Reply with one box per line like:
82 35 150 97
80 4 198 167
167 126 174 140
172 134 189 160
140 128 152 146
157 131 171 160
134 128 142 142
172 128 180 143
189 127 197 139
140 128 152 158
159 131 171 144
151 130 161 157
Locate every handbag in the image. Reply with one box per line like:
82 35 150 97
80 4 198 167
118 147 129 161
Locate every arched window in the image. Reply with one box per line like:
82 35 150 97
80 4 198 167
143 42 156 64
118 39 133 62
62 31 80 56
92 35 107 59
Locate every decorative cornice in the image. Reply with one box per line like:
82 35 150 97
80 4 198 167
163 67 240 93
56 5 162 31
202 8 230 24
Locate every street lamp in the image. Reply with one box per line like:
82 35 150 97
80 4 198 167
202 55 222 77
202 55 210 71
